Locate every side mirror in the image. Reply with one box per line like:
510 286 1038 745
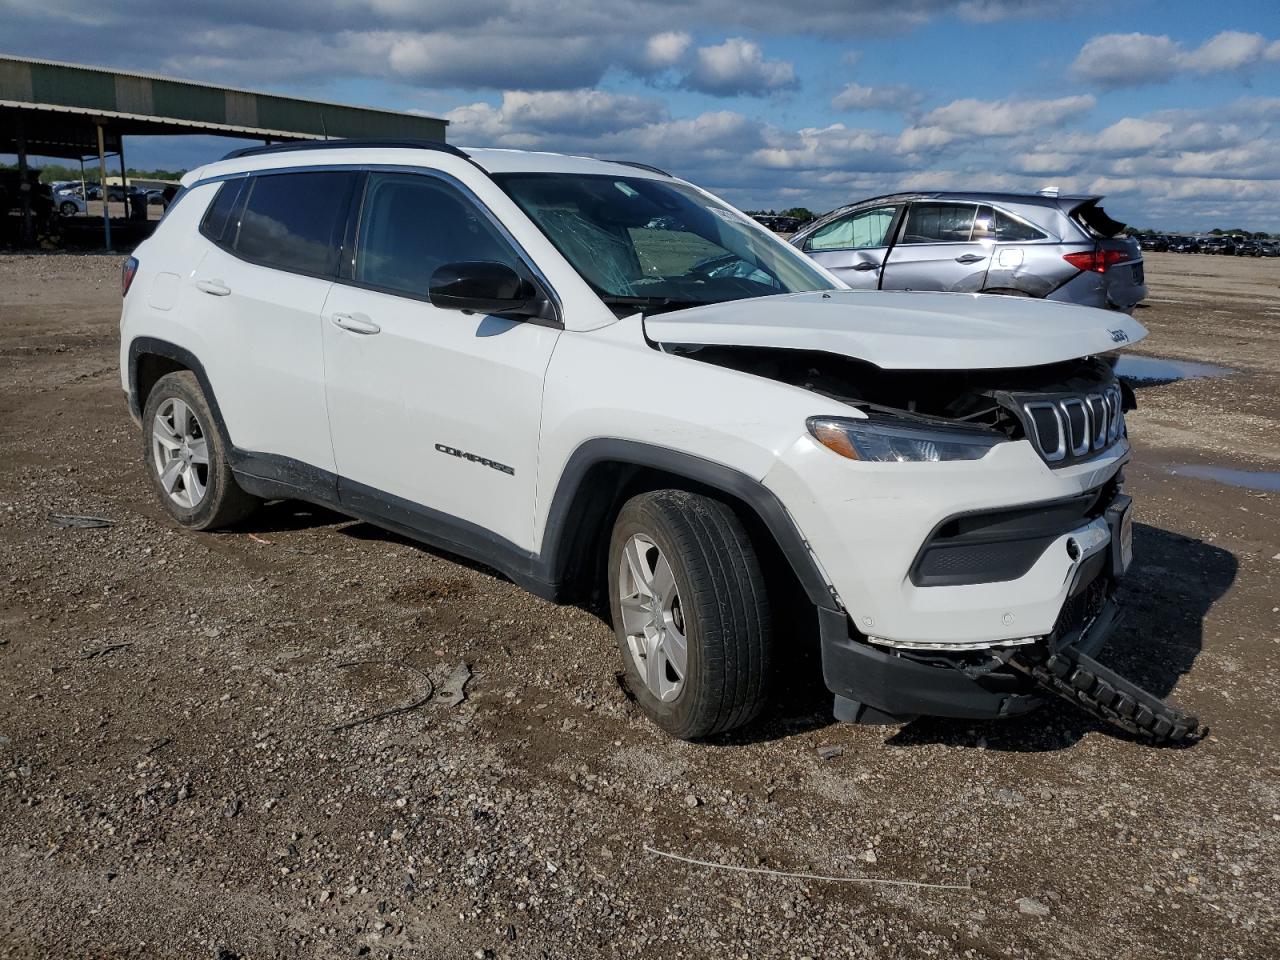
428 261 541 317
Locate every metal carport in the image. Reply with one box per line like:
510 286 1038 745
1 55 448 248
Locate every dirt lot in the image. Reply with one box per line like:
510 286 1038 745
1 251 1277 959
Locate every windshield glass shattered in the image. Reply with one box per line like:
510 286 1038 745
494 173 838 311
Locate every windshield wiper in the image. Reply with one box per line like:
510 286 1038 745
598 294 711 316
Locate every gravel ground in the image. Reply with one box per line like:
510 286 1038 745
1 251 1278 959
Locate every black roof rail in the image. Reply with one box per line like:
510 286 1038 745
220 139 470 162
606 159 673 177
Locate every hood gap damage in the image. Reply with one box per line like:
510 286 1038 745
661 343 1132 451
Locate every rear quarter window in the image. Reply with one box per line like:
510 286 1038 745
974 205 1047 242
198 180 245 246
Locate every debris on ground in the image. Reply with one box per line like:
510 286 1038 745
1016 897 1052 917
435 661 472 707
328 661 435 733
47 513 115 528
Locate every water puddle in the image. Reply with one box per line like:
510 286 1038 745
1164 464 1280 493
1115 355 1236 384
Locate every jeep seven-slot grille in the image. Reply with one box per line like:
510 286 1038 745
1019 383 1125 467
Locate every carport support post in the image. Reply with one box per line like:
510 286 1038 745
16 122 33 247
96 123 111 252
118 138 129 221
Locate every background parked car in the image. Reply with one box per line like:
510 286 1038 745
1200 236 1235 255
1258 241 1279 257
751 214 807 233
1138 234 1169 252
52 188 87 217
789 191 1146 311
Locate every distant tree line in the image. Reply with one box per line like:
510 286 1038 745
0 161 187 182
745 207 817 222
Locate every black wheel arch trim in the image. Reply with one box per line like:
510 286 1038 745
537 439 838 612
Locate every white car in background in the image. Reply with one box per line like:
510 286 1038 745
117 140 1201 744
52 187 86 217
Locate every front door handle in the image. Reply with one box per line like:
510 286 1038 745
194 278 231 296
954 254 986 264
330 312 381 335
851 261 879 271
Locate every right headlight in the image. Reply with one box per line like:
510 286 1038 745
807 416 1006 463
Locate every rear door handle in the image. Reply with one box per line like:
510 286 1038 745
954 254 986 264
330 312 381 335
851 261 879 271
194 278 231 296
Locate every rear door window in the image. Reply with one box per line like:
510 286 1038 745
899 203 979 244
805 206 897 252
233 171 357 277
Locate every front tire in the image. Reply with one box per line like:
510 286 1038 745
59 201 77 217
608 490 772 739
142 371 259 530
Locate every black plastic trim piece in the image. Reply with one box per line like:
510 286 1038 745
908 485 1115 587
605 160 673 177
539 439 837 612
126 355 835 624
221 139 469 162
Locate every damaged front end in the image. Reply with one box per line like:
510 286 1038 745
662 342 1202 744
660 342 1134 461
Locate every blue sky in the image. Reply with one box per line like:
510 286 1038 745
7 1 1280 230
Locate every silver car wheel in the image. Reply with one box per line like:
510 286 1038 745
617 533 688 703
151 397 209 509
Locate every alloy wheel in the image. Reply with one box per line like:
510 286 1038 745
617 533 688 702
151 397 210 509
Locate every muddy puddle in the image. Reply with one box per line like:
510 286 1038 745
1116 355 1236 383
1164 464 1280 493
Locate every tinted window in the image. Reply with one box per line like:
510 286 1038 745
199 180 244 245
806 206 896 252
900 203 978 244
235 171 355 276
354 173 521 298
974 205 1046 242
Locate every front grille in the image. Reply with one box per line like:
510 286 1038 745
1019 383 1124 467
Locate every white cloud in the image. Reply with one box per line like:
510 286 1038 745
685 38 797 96
914 95 1096 137
447 89 667 141
1071 30 1280 89
644 31 692 69
831 82 922 112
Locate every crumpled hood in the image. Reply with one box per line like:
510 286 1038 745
644 289 1147 370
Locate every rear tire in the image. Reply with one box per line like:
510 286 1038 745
59 201 77 217
608 490 772 739
142 371 259 531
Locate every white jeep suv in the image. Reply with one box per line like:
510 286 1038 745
119 140 1199 743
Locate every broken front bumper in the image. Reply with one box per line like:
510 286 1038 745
816 489 1132 723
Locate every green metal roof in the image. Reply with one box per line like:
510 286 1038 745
0 55 448 159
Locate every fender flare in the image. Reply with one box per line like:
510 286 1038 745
537 438 838 612
126 336 337 500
